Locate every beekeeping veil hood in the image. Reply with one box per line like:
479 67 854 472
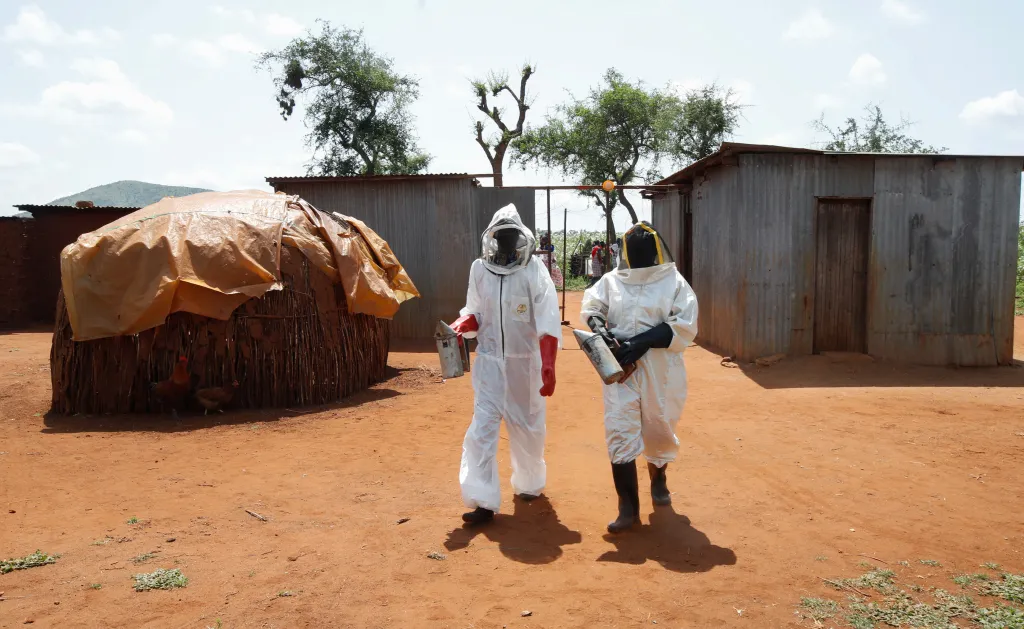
621 221 674 270
480 204 536 275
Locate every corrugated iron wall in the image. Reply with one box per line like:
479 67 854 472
870 157 1020 365
0 218 31 328
680 152 1019 365
651 191 683 264
271 179 535 338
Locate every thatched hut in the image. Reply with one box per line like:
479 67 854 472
50 190 419 415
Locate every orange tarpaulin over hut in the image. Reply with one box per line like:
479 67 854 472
60 190 418 341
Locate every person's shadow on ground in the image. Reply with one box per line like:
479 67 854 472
598 505 737 573
444 495 582 565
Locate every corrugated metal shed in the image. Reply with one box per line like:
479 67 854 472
650 144 1023 366
266 176 535 338
14 204 142 214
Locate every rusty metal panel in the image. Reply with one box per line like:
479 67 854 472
813 199 870 352
271 179 534 339
651 192 682 267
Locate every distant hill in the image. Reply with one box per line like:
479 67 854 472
48 180 212 207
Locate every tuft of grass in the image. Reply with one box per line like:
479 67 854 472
131 552 157 565
133 568 188 591
847 591 974 629
91 537 112 546
858 561 875 569
983 563 1002 571
983 573 1024 604
831 569 898 594
815 555 829 562
427 551 446 561
921 559 943 567
898 560 911 567
90 583 102 590
126 516 139 525
248 570 255 578
954 573 992 588
278 590 295 597
0 550 58 574
799 597 839 622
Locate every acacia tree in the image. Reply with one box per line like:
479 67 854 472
472 64 534 187
812 104 946 153
512 70 742 228
668 83 744 163
512 69 674 225
257 22 430 176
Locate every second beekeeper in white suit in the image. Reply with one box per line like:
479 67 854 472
581 221 698 533
449 204 561 525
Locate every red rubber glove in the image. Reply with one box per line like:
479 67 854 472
539 334 558 397
450 314 478 335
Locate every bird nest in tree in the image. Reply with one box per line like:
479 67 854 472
51 247 390 415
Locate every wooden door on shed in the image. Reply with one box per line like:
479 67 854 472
813 199 870 353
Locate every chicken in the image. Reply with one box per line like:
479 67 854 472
150 356 192 416
194 381 240 415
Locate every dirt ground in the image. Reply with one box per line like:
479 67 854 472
1 293 1023 629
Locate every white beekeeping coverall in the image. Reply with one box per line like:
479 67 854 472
457 205 561 515
581 244 698 466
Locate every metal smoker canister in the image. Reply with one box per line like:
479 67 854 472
573 329 625 385
435 321 466 379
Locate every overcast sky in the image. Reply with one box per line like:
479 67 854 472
1 0 1022 232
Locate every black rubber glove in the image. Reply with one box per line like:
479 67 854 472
613 322 674 368
587 315 618 348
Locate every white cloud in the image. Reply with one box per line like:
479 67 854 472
880 0 925 25
151 31 262 66
1 5 119 46
16 48 45 67
0 142 41 168
959 90 1024 124
783 8 835 40
813 93 843 110
151 33 178 47
669 78 755 105
848 53 886 87
115 129 151 145
217 33 262 55
262 13 304 37
28 58 174 126
185 40 226 66
210 6 303 37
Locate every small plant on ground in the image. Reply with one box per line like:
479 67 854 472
133 568 188 591
131 552 156 565
830 568 898 594
815 555 828 562
984 573 1024 605
126 516 139 525
956 574 993 588
91 537 112 546
921 559 943 567
898 560 911 567
1 550 58 574
984 563 1002 571
976 603 1024 629
278 590 295 597
90 583 102 590
799 597 839 622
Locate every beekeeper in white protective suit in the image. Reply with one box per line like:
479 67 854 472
580 221 698 534
448 204 561 525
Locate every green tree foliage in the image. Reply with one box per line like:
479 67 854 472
667 83 744 163
812 104 946 153
512 69 740 224
257 22 430 176
472 64 534 187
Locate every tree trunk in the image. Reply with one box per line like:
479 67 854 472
618 193 640 225
492 145 506 187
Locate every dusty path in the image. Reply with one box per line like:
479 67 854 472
1 295 1022 628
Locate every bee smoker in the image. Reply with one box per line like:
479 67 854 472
435 321 471 379
573 329 627 385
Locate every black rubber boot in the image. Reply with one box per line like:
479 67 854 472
607 460 641 534
462 507 494 525
648 462 671 506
